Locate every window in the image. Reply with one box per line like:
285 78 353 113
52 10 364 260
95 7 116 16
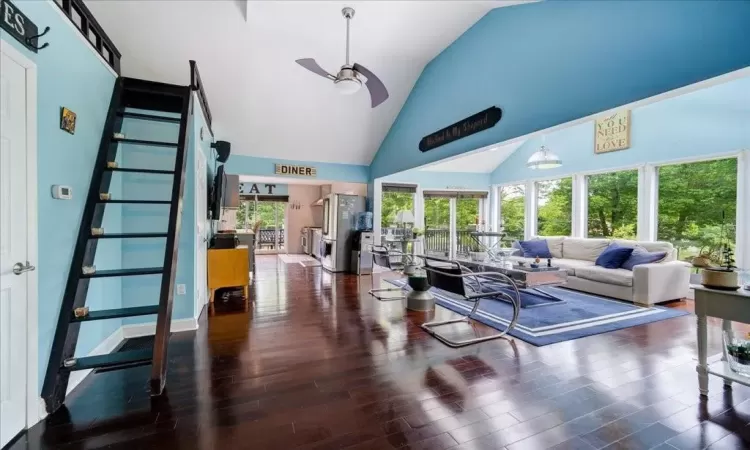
536 178 572 236
586 170 638 239
499 184 525 240
657 158 737 263
381 184 416 232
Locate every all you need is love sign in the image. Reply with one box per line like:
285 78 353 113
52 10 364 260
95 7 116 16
595 110 631 154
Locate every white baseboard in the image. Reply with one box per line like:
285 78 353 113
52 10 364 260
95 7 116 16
122 318 199 338
66 326 125 395
34 318 197 422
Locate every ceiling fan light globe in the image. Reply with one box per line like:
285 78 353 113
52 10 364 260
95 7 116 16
334 77 362 95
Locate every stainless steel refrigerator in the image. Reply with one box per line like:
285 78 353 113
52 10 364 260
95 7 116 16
321 194 366 272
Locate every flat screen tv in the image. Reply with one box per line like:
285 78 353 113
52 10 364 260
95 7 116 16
210 164 226 220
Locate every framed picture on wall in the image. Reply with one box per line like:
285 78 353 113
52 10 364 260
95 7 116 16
60 107 77 134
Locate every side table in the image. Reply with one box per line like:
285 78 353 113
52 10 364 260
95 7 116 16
207 246 250 306
695 286 750 397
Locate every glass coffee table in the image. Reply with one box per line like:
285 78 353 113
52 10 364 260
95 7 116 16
450 257 569 307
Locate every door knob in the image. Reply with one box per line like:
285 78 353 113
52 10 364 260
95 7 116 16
13 261 36 275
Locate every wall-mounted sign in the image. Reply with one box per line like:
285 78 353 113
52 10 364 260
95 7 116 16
0 0 42 53
595 110 631 154
419 106 502 152
274 164 317 177
239 183 288 196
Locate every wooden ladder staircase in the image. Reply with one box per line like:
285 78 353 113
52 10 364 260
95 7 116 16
41 74 193 414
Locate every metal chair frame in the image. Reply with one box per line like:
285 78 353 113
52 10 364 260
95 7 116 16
420 256 521 348
367 245 420 302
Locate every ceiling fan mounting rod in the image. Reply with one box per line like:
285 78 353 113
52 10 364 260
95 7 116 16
342 7 355 66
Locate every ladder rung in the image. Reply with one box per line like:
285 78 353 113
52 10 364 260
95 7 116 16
71 305 159 322
112 137 178 148
82 267 163 278
117 111 181 123
65 349 153 371
98 199 171 205
106 167 175 175
90 233 168 239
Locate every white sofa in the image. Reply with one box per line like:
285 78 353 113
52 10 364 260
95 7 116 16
508 237 690 306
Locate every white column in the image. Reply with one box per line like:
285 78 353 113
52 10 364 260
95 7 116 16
493 185 501 233
373 180 382 245
525 180 537 239
736 151 749 270
571 174 586 238
637 164 658 241
414 185 424 255
489 186 498 233
449 198 457 259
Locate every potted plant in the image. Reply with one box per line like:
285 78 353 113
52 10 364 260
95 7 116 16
412 227 424 240
468 240 486 262
701 212 739 290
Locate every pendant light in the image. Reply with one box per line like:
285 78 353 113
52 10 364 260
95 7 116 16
526 135 562 169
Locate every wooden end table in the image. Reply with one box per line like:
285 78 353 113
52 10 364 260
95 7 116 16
695 285 750 397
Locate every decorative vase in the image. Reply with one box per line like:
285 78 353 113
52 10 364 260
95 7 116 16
407 274 430 291
701 268 739 291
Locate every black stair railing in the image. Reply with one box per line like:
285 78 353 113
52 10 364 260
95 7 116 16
42 64 198 413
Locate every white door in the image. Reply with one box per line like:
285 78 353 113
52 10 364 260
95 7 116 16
195 149 208 315
0 51 30 448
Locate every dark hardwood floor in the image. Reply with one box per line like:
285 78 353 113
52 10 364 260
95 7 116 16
11 255 750 449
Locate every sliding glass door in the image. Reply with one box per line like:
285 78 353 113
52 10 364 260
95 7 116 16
423 191 487 259
424 197 451 257
237 198 286 254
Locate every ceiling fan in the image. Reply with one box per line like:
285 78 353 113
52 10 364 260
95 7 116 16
295 7 389 108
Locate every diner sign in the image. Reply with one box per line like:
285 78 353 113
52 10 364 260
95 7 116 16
419 106 502 152
595 110 631 154
274 163 317 177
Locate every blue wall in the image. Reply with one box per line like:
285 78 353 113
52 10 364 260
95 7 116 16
491 76 750 184
119 101 209 324
225 154 369 183
370 0 750 179
2 2 122 389
381 169 490 191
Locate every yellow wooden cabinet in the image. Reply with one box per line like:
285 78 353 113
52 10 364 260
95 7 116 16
207 246 250 303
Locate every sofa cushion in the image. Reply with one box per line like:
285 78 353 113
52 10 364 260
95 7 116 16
595 244 635 269
562 238 610 262
574 266 634 287
621 248 668 271
612 239 675 262
533 236 565 259
518 240 552 258
552 258 595 276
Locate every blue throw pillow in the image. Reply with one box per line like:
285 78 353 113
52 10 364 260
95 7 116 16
621 248 667 271
595 244 634 269
518 240 552 258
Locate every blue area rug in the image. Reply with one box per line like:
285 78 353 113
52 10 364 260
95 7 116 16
387 279 689 346
462 277 565 309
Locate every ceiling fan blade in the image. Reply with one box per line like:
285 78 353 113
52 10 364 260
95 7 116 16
295 58 335 80
353 63 389 108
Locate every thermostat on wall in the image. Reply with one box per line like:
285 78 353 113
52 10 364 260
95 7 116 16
52 185 72 200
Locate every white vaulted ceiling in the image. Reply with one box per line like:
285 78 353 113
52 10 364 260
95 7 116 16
85 1 529 165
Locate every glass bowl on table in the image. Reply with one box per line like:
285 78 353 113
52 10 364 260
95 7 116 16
723 329 750 377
